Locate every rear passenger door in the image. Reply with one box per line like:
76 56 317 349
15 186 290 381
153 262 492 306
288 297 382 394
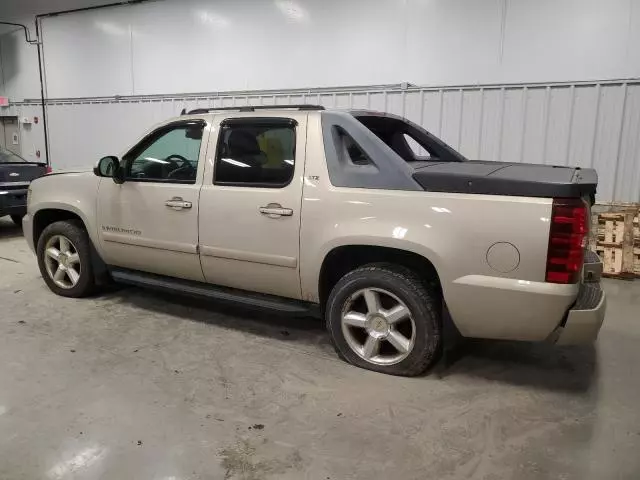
198 114 306 299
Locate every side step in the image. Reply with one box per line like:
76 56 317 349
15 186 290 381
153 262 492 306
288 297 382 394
110 268 318 316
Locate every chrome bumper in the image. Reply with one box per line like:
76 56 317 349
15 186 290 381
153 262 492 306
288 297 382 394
555 283 606 345
551 251 607 345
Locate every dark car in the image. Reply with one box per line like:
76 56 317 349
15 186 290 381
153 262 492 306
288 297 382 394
0 146 49 226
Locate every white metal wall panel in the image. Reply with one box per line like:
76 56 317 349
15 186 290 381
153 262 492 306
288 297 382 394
420 91 441 138
402 91 421 125
385 92 404 118
405 0 504 86
459 90 483 159
10 80 640 203
500 88 526 163
616 85 640 202
592 85 627 202
39 0 408 98
544 87 573 166
25 0 638 100
440 91 463 151
4 0 640 107
478 89 503 162
521 88 547 165
42 7 133 98
502 0 636 82
568 86 599 168
0 28 41 101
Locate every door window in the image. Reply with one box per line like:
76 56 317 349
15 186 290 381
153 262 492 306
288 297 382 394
214 119 296 187
124 122 204 183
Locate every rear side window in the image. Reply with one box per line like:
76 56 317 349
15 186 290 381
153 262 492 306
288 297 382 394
335 127 371 166
214 118 296 187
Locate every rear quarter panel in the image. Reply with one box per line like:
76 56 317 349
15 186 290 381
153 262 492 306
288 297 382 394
301 114 576 340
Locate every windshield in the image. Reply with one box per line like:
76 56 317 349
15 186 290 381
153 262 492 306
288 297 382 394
0 146 27 163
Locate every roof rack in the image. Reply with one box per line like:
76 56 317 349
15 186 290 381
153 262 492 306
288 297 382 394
181 104 325 115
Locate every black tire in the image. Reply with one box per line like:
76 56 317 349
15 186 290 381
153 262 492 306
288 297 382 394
36 220 96 298
10 214 23 226
326 263 441 376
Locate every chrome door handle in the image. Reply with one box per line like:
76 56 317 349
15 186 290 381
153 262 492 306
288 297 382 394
259 203 293 217
165 197 192 210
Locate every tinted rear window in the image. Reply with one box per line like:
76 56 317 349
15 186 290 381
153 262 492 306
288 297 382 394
214 119 296 187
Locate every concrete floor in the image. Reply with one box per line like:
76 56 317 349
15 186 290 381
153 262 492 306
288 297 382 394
0 217 639 480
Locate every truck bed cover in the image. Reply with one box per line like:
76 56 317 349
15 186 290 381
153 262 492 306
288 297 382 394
411 160 598 199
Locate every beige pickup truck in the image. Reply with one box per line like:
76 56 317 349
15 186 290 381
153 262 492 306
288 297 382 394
23 105 606 376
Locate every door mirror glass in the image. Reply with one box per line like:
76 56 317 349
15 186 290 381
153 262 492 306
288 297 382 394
94 156 119 177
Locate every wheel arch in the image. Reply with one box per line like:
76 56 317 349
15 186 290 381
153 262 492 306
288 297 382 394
32 206 109 284
32 206 89 248
317 243 442 311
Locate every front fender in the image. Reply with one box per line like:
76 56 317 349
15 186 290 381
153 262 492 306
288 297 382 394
28 172 102 253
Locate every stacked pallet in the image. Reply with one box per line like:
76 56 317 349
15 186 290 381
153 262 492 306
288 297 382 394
589 203 640 279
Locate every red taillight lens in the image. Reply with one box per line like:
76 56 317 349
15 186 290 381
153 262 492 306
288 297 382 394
46 165 52 174
546 198 588 283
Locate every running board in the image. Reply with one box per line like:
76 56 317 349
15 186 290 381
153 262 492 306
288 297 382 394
110 268 317 315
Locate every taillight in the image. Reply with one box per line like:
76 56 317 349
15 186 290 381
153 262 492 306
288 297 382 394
546 198 588 283
46 165 52 174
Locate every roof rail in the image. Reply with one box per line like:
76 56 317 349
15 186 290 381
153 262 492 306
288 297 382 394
181 104 325 115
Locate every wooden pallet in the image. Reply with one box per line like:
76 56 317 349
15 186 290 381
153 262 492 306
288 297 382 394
590 203 640 279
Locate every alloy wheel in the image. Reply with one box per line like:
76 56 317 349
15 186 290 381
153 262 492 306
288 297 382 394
43 235 81 289
340 287 416 365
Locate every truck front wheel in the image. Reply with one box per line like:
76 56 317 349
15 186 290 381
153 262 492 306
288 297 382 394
36 220 96 298
326 263 441 376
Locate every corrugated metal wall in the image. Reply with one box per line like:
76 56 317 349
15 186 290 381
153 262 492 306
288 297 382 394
11 79 640 202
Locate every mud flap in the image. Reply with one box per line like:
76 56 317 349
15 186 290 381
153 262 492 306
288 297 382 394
433 301 468 377
89 239 111 286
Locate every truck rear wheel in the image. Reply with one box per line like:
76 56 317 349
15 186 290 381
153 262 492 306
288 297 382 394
36 220 96 298
326 263 441 376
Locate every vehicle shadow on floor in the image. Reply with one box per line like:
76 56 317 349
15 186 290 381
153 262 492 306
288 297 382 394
102 286 597 391
442 338 597 393
104 286 334 354
0 221 22 240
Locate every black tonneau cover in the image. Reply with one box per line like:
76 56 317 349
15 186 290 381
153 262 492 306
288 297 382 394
412 160 597 199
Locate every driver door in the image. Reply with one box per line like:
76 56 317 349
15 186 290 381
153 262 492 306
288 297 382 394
97 120 208 281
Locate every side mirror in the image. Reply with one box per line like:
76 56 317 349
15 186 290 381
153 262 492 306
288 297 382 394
94 156 125 184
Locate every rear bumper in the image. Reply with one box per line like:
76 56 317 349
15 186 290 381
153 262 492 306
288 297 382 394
546 250 607 344
448 275 578 341
553 282 606 345
448 251 607 343
0 188 28 216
